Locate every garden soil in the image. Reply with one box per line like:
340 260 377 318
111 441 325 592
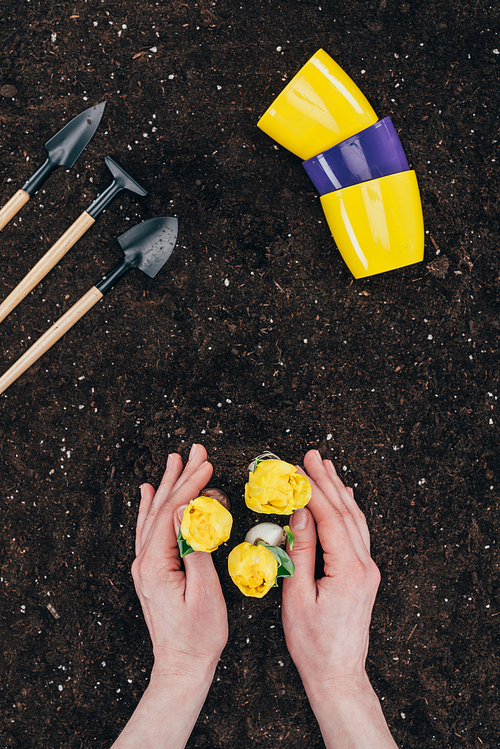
0 1 499 747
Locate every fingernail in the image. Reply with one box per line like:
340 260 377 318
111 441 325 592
328 460 338 475
166 453 174 469
177 504 189 524
291 508 309 531
174 504 189 535
189 443 198 461
314 450 322 463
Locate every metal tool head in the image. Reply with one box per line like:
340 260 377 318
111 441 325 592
119 217 179 278
96 217 179 295
45 101 106 168
86 155 147 219
104 155 148 197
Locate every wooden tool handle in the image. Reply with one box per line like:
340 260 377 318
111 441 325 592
0 189 30 230
0 211 95 324
0 286 104 395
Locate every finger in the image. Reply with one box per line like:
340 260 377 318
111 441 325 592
302 452 371 561
139 453 184 547
141 446 212 546
149 452 184 514
174 504 188 537
167 443 211 498
183 548 224 605
323 461 372 553
155 452 184 500
146 458 213 567
303 451 352 513
283 507 317 593
169 458 213 516
147 444 209 520
135 483 156 556
297 470 368 577
342 487 371 554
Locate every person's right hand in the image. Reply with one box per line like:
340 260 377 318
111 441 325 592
282 450 381 692
282 451 397 748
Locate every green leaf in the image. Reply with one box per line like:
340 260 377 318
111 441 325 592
257 541 295 579
284 525 294 550
273 549 295 579
276 562 295 579
177 529 196 558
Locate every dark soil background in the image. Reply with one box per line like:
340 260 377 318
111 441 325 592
0 0 499 747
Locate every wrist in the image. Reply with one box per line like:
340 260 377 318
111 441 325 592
300 672 397 749
149 655 218 694
301 669 374 706
112 659 218 749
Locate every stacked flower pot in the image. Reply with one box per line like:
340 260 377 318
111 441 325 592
257 49 424 279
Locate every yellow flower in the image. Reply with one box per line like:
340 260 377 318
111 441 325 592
180 496 233 553
245 459 311 515
228 542 278 598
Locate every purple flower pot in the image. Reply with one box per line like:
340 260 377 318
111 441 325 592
302 117 410 194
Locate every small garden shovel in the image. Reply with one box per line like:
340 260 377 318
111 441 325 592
0 155 147 323
0 216 178 395
0 102 106 230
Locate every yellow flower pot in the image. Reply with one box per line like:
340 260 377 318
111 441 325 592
257 49 378 160
320 170 425 278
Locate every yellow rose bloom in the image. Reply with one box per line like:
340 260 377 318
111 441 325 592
228 542 278 598
180 496 233 553
245 459 311 515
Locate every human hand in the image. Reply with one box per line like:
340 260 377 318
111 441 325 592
132 444 228 682
111 445 228 749
281 451 398 748
282 450 381 693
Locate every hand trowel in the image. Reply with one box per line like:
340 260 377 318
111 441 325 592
0 216 178 395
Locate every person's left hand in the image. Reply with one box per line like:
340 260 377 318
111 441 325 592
132 444 228 682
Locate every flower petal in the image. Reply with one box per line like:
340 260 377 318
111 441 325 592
180 496 233 553
244 459 311 515
228 542 278 598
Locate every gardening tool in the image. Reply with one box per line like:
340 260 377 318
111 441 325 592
0 101 106 231
0 216 178 395
0 156 147 323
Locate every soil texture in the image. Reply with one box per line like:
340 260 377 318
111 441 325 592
0 1 499 747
